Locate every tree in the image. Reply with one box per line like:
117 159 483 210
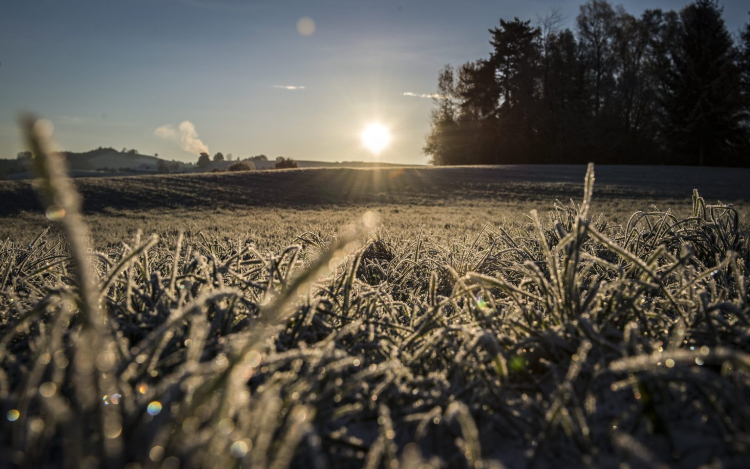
659 0 745 165
228 161 256 171
577 0 617 118
608 8 664 162
213 152 224 162
424 65 466 165
226 153 233 162
423 0 749 167
489 18 541 111
489 18 543 163
157 159 169 173
16 151 32 161
274 157 298 169
740 15 750 121
539 28 588 163
197 152 211 168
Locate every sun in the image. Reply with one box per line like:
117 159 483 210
361 123 391 154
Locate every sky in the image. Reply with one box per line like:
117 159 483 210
1 0 748 165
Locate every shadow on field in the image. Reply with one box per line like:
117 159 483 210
1 165 748 216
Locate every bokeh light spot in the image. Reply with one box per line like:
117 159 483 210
45 205 65 221
231 440 249 458
147 401 162 416
297 17 315 36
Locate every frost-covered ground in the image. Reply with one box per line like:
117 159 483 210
1 156 750 467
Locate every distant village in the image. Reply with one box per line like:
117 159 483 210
0 147 405 180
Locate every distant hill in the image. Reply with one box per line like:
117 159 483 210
1 148 194 180
2 149 416 180
63 148 193 172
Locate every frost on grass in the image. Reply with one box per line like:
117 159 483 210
1 129 750 469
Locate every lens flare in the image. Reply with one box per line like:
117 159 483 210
297 17 316 36
147 401 162 415
361 123 391 155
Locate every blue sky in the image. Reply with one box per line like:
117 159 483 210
1 0 748 164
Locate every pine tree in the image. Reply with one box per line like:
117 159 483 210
740 16 750 120
659 0 744 166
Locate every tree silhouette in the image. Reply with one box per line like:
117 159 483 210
539 28 587 163
274 157 298 169
157 159 169 173
612 10 661 147
213 152 224 162
659 0 744 165
197 152 211 168
424 65 464 165
228 161 256 171
739 16 750 124
577 0 617 118
423 0 750 167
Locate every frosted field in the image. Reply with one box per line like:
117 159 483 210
2 161 750 467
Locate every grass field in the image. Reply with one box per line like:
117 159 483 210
1 164 748 248
2 148 750 468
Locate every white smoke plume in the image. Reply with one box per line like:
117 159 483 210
154 121 209 155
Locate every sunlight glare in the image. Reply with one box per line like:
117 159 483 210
361 123 391 155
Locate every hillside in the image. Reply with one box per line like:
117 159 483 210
61 147 191 172
1 149 414 180
1 148 194 179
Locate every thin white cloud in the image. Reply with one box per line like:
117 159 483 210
403 92 445 99
273 85 306 90
153 121 209 155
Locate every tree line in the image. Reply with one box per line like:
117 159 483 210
425 0 750 166
196 152 297 169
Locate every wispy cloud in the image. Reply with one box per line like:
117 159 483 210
154 121 209 155
402 92 444 99
273 85 306 90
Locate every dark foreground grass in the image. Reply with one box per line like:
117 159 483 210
1 126 750 468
